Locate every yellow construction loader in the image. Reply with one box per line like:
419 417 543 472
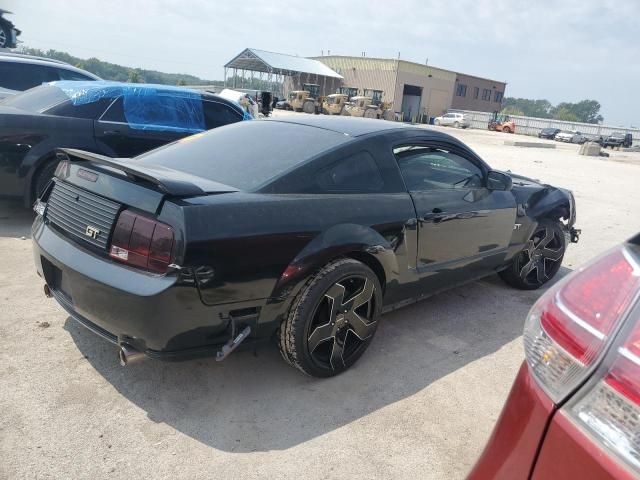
321 93 349 115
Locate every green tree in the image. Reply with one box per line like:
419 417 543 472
501 106 524 116
502 98 553 118
552 100 603 124
127 69 144 83
177 79 187 86
17 45 221 86
552 106 579 122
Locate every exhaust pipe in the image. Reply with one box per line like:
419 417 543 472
118 344 145 366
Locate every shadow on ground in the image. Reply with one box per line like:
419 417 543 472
65 268 570 453
0 200 34 238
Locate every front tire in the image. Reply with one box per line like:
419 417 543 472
499 219 566 290
502 126 511 133
278 258 382 377
454 121 460 128
434 119 441 126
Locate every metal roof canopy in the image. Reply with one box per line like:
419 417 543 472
225 48 343 79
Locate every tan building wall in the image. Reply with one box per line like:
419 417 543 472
394 61 456 119
451 73 506 113
311 56 506 118
310 56 398 104
313 56 457 118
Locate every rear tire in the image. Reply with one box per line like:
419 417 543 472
499 219 566 290
302 101 315 114
382 110 395 121
278 258 382 377
364 109 377 119
502 126 511 133
454 121 460 128
434 119 441 126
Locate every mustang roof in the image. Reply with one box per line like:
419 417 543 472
265 116 416 137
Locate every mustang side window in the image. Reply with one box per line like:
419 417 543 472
394 146 483 191
316 151 384 192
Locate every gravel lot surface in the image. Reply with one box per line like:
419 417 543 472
1 114 639 479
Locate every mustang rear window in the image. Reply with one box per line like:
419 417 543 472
135 120 352 191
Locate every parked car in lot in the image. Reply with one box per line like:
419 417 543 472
0 9 20 48
538 128 561 140
434 112 470 128
0 52 100 100
0 81 247 206
469 233 640 480
584 134 605 146
603 132 633 149
555 130 587 144
32 116 579 377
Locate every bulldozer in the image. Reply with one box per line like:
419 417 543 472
339 86 359 99
488 112 516 133
321 93 349 115
288 83 321 114
343 94 396 120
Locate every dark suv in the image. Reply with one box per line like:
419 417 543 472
603 132 633 149
538 127 560 139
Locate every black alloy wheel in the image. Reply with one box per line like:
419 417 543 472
278 258 382 377
307 275 376 370
499 219 566 290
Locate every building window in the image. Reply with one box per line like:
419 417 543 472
482 89 491 101
494 91 503 103
473 87 479 99
456 83 467 97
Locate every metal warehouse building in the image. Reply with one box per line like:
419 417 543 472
313 55 507 120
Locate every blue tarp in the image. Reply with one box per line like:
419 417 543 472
52 81 206 133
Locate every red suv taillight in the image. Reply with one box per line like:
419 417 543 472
524 245 640 471
108 210 174 274
569 311 640 472
524 247 640 402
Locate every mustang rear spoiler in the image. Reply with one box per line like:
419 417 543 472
56 148 238 196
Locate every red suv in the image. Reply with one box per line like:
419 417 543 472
469 233 640 479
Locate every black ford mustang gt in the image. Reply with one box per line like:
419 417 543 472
32 116 579 377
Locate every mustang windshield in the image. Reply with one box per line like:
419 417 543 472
135 120 351 191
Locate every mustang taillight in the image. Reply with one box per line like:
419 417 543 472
524 247 640 402
108 210 174 274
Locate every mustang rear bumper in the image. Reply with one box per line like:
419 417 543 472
32 217 266 359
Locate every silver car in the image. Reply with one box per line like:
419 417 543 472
555 130 587 144
434 112 471 128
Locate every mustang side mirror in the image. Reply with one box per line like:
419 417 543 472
487 171 513 191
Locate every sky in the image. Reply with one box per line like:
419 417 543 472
5 0 639 126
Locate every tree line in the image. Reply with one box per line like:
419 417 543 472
18 47 223 87
501 97 604 124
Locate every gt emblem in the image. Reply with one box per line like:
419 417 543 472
85 226 101 239
513 223 522 231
